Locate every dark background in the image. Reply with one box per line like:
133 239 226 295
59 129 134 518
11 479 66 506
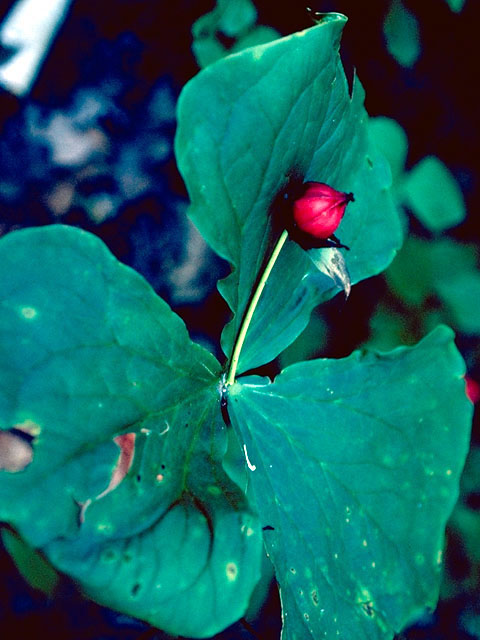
0 1 478 638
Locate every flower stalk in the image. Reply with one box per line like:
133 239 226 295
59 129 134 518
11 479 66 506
226 229 289 386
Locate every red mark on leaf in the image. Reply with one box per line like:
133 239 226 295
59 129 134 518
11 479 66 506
78 433 136 523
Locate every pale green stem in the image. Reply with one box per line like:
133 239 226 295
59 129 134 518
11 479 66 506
226 229 289 386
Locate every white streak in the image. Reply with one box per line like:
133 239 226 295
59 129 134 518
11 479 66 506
0 0 73 96
243 444 256 471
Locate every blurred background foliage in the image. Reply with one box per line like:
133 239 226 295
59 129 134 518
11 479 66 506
0 0 479 638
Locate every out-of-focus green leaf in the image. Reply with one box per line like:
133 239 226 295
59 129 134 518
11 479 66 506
218 0 257 36
1 527 59 596
366 304 415 351
383 0 421 68
445 0 466 13
386 236 478 307
191 0 277 69
435 271 480 335
0 225 263 639
176 15 401 373
192 37 226 68
369 117 408 182
229 326 472 639
403 156 466 232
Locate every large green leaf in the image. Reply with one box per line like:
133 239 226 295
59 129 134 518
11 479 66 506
0 225 263 638
229 326 472 639
176 14 401 374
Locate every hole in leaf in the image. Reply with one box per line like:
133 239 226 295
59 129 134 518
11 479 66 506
0 429 35 472
362 601 375 617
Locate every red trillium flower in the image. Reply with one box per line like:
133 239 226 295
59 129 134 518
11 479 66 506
292 182 354 240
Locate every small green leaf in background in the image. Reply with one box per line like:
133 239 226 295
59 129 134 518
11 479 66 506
229 326 472 639
1 527 59 597
435 271 480 335
215 0 257 36
177 15 401 374
367 303 415 352
444 0 466 13
0 225 263 639
402 155 466 232
369 116 408 183
386 236 480 335
383 0 421 68
191 0 279 68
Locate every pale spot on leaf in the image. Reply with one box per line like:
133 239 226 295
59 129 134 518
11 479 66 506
226 562 238 582
19 306 38 320
0 430 34 472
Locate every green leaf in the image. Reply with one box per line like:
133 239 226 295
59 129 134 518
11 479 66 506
369 117 408 182
1 527 59 596
444 0 466 13
191 0 261 69
229 326 472 639
385 236 480 334
0 225 263 638
435 270 480 335
386 236 478 306
402 156 466 232
383 0 421 68
176 15 401 373
216 0 257 37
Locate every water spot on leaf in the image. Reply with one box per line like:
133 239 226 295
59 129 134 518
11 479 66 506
156 473 164 483
19 306 38 320
0 429 34 472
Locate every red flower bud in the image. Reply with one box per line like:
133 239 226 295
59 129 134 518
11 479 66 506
465 376 480 404
292 182 354 239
